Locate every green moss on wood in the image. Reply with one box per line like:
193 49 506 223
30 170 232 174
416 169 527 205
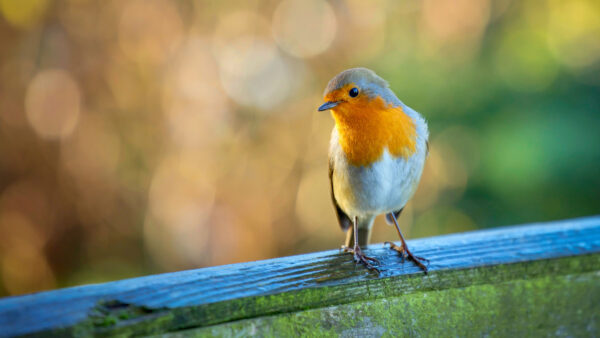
76 254 599 336
172 270 600 337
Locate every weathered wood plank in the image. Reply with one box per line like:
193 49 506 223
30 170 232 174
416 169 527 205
0 216 599 337
177 269 599 337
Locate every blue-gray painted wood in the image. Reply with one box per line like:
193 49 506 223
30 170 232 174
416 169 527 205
0 216 599 337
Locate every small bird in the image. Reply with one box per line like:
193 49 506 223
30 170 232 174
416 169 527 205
318 68 429 273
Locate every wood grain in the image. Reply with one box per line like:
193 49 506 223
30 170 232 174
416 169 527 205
0 216 599 336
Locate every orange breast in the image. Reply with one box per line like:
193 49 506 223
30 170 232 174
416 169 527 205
332 96 416 167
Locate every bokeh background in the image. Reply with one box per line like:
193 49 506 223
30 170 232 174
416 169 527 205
0 0 599 297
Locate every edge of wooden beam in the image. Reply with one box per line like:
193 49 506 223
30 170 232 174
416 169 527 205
0 216 599 336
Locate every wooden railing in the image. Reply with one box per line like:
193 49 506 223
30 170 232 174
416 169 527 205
1 216 599 337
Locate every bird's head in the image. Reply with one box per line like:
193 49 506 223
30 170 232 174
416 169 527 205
317 68 418 165
317 67 396 120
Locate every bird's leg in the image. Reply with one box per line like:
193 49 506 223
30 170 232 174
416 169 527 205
342 216 380 273
385 212 429 273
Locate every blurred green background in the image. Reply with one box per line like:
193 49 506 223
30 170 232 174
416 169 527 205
0 0 599 297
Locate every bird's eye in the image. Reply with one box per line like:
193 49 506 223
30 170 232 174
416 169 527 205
349 87 359 98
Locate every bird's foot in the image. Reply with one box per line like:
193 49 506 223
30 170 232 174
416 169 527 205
341 245 381 273
385 241 429 274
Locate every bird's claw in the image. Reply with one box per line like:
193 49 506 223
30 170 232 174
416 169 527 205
342 245 380 273
385 241 429 274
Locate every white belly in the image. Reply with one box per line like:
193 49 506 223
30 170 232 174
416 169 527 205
332 149 425 217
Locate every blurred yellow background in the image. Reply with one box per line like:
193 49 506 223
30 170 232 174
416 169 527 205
0 0 599 296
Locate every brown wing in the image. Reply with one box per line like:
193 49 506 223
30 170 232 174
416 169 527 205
329 156 352 231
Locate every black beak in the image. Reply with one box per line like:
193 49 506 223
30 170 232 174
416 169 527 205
318 101 339 111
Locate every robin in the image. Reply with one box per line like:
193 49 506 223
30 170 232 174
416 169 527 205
318 67 429 273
